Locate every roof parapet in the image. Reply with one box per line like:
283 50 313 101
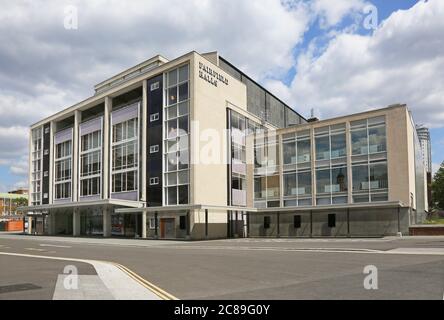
94 55 169 95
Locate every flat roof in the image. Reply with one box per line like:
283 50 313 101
0 193 28 200
219 56 307 122
30 50 307 128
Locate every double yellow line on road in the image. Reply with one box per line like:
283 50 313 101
113 262 178 300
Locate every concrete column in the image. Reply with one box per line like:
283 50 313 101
73 208 81 236
310 128 316 206
28 128 32 207
205 209 208 239
47 211 55 235
141 80 148 202
142 211 147 238
345 122 353 203
72 110 80 202
154 211 158 239
103 207 111 237
27 216 33 234
103 97 111 200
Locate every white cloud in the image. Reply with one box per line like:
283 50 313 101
0 0 312 185
10 156 29 177
310 0 367 28
272 0 444 127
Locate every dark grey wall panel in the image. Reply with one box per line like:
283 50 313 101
146 74 163 207
42 123 51 204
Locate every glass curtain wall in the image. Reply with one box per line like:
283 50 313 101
314 124 347 205
80 129 102 197
54 139 72 200
164 64 190 205
350 116 388 202
111 111 139 194
31 128 43 205
282 129 312 207
254 131 280 208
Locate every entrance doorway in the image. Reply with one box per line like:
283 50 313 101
160 218 175 239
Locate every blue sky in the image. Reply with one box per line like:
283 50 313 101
0 0 443 192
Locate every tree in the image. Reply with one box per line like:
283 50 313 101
432 161 444 210
13 197 28 208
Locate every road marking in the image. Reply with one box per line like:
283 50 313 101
0 251 173 300
40 244 72 248
24 248 46 252
113 262 178 300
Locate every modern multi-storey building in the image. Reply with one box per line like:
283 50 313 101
416 125 432 207
22 51 428 239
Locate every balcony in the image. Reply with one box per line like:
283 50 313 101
232 189 246 206
232 158 246 175
232 128 245 146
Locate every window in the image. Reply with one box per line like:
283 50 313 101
164 65 190 205
44 171 49 177
149 218 157 229
150 82 160 91
294 215 301 228
149 177 159 185
54 139 72 200
150 113 159 122
44 149 49 156
331 133 346 158
150 145 159 154
111 110 139 194
112 171 138 193
328 214 336 228
80 129 102 197
283 141 296 165
179 216 186 230
315 135 330 160
43 193 48 199
284 173 297 196
264 216 271 229
316 168 330 194
352 165 369 191
370 162 388 190
44 127 50 134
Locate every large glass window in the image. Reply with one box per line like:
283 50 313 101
283 141 296 165
164 65 190 205
331 167 347 192
283 173 296 196
331 133 346 158
298 171 312 195
316 169 330 194
351 116 388 203
315 135 330 160
297 139 311 163
370 162 388 190
80 128 102 197
369 126 386 153
54 139 72 200
352 164 369 191
111 108 139 194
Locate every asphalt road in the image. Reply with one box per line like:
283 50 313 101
0 233 443 300
0 254 95 300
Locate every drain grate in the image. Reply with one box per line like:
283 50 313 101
0 283 42 294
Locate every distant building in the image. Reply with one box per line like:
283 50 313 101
416 125 432 208
0 192 28 216
8 188 28 195
416 126 432 173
